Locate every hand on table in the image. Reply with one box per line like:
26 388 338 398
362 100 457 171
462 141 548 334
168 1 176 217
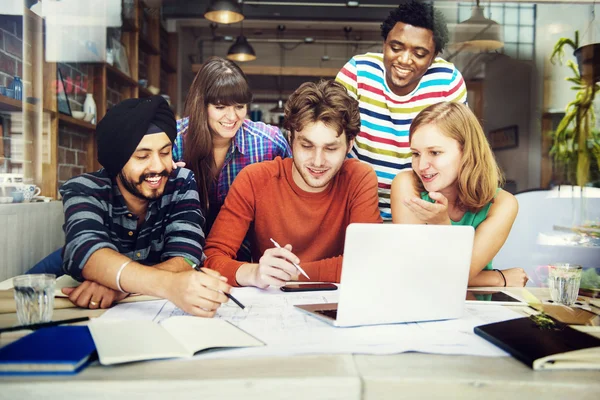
402 192 451 225
165 269 231 318
62 280 129 309
501 268 529 287
252 244 300 289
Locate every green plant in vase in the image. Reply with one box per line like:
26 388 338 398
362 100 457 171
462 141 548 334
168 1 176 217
550 31 600 188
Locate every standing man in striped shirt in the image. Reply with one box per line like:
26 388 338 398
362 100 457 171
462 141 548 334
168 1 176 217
60 96 231 317
336 0 467 220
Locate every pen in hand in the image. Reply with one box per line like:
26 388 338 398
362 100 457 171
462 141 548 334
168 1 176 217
183 258 246 311
269 238 310 280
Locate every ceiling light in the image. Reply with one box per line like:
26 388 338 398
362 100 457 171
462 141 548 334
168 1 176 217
227 35 256 62
451 0 503 52
270 99 285 113
204 0 244 25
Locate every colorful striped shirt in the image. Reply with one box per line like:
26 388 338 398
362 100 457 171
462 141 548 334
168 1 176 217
60 168 205 280
336 53 467 220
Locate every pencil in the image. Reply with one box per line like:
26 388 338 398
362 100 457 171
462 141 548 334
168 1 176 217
184 258 246 311
0 316 90 334
269 238 310 280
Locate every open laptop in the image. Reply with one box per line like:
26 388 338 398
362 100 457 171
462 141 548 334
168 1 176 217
294 223 475 327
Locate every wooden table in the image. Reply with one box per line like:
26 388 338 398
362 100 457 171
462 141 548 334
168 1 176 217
1 288 599 399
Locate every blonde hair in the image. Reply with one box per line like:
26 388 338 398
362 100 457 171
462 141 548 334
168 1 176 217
409 102 504 211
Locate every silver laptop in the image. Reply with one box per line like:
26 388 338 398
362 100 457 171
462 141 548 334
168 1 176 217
295 223 474 327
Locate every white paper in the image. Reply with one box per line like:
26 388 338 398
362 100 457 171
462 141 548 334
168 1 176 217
99 286 523 359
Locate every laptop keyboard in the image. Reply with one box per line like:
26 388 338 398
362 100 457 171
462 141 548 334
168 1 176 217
315 309 338 320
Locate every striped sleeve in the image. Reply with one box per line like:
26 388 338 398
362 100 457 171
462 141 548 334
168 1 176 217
160 168 207 266
336 57 358 99
60 177 119 281
446 66 468 105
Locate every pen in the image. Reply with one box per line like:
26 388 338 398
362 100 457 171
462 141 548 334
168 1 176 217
269 238 310 280
0 317 90 334
183 258 246 311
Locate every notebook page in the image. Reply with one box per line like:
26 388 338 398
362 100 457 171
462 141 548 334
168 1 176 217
160 316 264 355
88 319 190 365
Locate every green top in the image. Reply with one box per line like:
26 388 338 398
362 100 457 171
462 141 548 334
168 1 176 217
420 192 494 270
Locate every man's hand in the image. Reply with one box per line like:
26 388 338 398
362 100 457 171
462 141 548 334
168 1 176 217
402 192 451 225
172 160 186 169
62 281 129 309
501 268 529 287
165 269 231 318
251 244 300 288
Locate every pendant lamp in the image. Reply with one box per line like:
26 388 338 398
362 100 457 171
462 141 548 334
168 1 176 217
204 0 244 25
227 35 256 62
451 0 504 52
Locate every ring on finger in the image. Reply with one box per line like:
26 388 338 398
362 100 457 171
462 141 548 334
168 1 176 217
89 300 99 307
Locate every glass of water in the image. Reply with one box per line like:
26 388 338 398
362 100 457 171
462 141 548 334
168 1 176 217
12 274 56 325
548 264 583 306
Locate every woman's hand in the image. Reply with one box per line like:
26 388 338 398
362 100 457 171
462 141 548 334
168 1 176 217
500 268 529 287
172 160 186 169
402 192 451 225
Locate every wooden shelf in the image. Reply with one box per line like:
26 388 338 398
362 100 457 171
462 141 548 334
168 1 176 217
105 64 137 87
122 18 138 32
192 64 339 77
0 94 54 114
139 35 159 55
58 114 95 131
160 56 176 73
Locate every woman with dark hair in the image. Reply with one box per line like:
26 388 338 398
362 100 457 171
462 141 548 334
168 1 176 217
173 57 291 246
391 102 527 287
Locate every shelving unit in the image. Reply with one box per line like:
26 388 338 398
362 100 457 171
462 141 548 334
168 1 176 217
57 114 95 132
0 0 179 197
0 95 54 115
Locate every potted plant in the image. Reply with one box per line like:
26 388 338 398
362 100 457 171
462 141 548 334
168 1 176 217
550 31 600 188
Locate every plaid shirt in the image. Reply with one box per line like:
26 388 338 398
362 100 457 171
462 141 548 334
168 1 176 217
60 168 205 280
173 118 292 209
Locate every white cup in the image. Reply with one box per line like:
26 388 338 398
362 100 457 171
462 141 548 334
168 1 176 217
17 184 41 202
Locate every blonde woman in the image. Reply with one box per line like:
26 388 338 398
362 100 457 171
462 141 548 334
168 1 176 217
390 102 527 287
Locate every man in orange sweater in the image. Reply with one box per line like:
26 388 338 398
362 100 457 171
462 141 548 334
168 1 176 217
204 80 382 288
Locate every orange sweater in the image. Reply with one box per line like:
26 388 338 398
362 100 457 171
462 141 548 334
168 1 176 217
204 157 382 284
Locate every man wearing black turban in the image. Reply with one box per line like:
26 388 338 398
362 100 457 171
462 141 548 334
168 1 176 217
57 96 232 317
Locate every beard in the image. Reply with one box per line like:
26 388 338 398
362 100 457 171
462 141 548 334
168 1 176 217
117 170 169 201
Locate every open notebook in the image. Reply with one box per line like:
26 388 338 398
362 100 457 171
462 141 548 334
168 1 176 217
88 316 264 365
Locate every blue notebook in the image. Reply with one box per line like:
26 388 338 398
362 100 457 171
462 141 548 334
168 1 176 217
0 326 97 375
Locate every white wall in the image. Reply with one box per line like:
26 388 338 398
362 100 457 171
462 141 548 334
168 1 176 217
483 55 533 192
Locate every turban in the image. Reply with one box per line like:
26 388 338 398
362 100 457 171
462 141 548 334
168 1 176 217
96 95 176 177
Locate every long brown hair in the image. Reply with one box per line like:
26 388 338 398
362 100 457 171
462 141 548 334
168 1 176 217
182 56 252 211
409 102 504 211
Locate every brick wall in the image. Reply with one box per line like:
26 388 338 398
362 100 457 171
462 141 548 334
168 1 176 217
57 62 92 111
57 125 88 188
106 83 122 110
0 16 24 90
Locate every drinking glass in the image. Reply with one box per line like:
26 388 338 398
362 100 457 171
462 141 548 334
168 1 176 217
13 274 56 325
548 264 583 306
